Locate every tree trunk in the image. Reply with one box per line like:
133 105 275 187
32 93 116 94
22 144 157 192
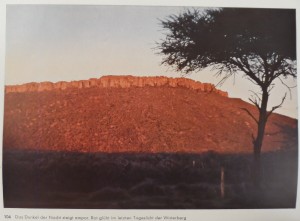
253 88 269 187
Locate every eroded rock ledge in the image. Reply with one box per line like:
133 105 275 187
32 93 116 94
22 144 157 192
5 75 228 97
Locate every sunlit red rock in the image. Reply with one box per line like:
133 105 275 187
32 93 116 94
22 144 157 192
5 75 228 97
3 75 296 153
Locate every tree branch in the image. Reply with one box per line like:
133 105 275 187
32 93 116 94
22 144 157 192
230 57 262 86
267 93 287 119
249 90 262 103
278 76 297 99
241 108 258 124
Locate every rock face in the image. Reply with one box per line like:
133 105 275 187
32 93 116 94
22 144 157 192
3 78 297 153
5 75 228 97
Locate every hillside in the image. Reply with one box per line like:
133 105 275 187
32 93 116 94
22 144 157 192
3 75 297 153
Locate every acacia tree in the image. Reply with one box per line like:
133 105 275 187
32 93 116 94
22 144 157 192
157 8 296 183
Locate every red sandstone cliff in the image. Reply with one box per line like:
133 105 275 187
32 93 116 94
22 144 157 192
5 75 228 97
3 75 297 153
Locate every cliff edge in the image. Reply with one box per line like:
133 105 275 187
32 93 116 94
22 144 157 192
5 75 228 97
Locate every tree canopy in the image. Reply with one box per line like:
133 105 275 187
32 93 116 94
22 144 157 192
159 8 296 88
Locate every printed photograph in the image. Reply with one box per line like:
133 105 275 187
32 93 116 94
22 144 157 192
2 5 297 209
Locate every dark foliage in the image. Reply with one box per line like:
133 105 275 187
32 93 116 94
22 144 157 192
3 150 297 209
158 8 296 78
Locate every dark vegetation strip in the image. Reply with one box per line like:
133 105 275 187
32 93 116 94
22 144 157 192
2 149 297 209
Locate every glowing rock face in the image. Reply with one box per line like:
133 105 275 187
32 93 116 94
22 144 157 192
5 75 228 97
